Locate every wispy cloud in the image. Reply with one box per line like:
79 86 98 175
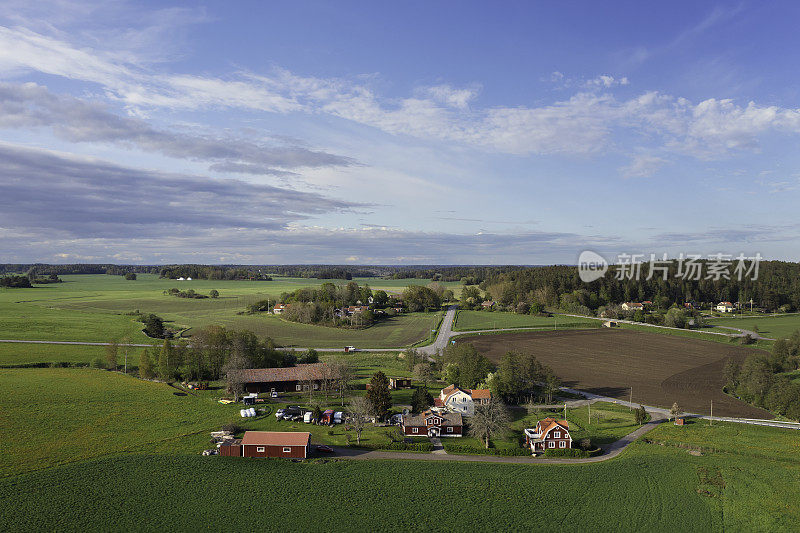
4 24 800 162
0 82 354 175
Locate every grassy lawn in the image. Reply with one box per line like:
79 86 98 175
0 274 448 348
0 368 245 477
0 343 108 366
705 313 800 339
453 310 597 331
511 402 646 446
444 401 644 452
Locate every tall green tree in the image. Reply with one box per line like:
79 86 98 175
105 340 118 371
411 386 434 413
157 339 174 381
139 348 155 379
365 371 392 420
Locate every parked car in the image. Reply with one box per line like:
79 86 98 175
316 445 334 453
333 412 344 424
275 408 286 420
344 345 356 352
271 391 279 398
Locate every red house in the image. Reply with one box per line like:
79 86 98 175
524 418 572 452
401 409 463 438
221 431 311 459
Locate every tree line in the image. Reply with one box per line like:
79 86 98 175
477 261 800 313
724 331 800 421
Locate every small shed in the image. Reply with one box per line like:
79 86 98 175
389 377 412 389
674 417 685 426
219 439 242 457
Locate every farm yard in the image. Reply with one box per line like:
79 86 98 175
453 310 598 331
456 328 770 418
0 274 454 349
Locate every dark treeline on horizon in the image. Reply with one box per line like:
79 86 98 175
3 261 800 310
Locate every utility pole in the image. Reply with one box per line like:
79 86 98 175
564 402 567 422
710 400 713 426
588 401 591 426
629 387 632 411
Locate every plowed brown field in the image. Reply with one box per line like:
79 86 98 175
456 328 771 418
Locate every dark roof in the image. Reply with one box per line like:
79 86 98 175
403 409 462 427
235 363 338 384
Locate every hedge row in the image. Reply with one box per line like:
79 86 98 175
442 444 530 456
350 442 435 452
0 361 91 369
542 448 602 458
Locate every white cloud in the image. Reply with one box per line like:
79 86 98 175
586 75 630 88
421 84 480 109
620 154 668 178
4 22 800 164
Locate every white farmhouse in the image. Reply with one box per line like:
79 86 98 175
436 385 492 416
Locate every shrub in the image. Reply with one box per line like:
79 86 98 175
91 358 106 369
350 441 435 452
442 443 529 456
221 423 242 434
543 448 593 458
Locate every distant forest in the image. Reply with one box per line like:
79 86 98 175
0 263 523 282
3 261 800 311
478 261 800 312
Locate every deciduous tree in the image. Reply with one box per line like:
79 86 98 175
469 399 511 449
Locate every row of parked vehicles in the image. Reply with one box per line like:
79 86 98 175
275 406 344 425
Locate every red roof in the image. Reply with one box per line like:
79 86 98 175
241 431 310 447
468 389 492 400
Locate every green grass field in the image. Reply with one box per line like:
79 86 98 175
0 274 452 350
453 310 598 331
3 418 799 531
706 313 800 339
3 365 800 530
0 343 108 366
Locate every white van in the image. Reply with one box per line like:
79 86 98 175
333 411 343 424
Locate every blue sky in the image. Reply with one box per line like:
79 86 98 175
1 1 799 264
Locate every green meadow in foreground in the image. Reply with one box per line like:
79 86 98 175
2 421 799 531
0 274 452 349
2 366 799 531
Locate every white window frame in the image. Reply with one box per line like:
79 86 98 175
447 426 453 433
313 383 319 390
283 447 291 453
548 441 555 448
412 427 419 434
296 384 301 391
560 441 566 448
256 446 265 453
554 431 560 438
